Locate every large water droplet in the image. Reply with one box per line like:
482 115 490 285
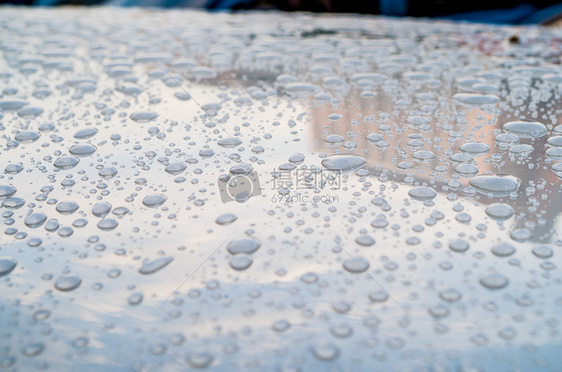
56 201 79 215
139 257 174 275
321 154 366 171
0 98 29 110
230 164 254 175
502 121 547 139
0 258 17 277
227 238 260 255
130 111 158 122
453 93 500 105
479 274 508 289
55 276 82 291
142 194 167 207
15 131 40 143
74 128 98 139
491 243 516 257
459 142 490 156
24 213 47 228
218 138 242 147
408 186 436 200
0 185 17 198
485 204 514 219
342 257 369 273
469 175 521 197
69 144 97 156
54 156 80 169
230 255 253 271
324 134 344 143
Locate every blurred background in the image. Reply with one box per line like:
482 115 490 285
1 0 562 25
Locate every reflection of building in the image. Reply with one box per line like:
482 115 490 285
310 92 562 244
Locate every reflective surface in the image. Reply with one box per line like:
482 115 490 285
1 7 562 371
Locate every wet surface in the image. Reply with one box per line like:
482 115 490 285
1 7 562 371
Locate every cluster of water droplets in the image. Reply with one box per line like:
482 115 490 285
0 6 561 371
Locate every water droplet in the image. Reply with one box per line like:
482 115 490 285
324 134 344 143
453 93 500 105
321 154 366 171
54 276 82 291
455 164 478 177
3 197 25 209
368 290 389 303
300 272 318 283
230 164 254 175
289 153 305 164
408 186 436 200
495 133 520 146
449 239 469 252
459 142 490 156
412 150 435 162
74 128 98 139
128 292 143 305
99 167 117 178
24 213 47 228
142 194 167 207
343 257 369 273
406 116 430 126
330 323 353 338
479 274 508 289
227 238 260 255
356 235 375 246
230 255 253 271
92 202 112 217
56 201 79 215
165 163 187 174
0 258 17 277
439 289 462 302
367 133 383 142
546 147 562 161
139 257 173 275
199 149 215 157
503 121 547 139
69 144 97 156
0 185 17 198
186 349 214 368
469 175 521 197
428 305 450 318
15 131 40 143
485 204 514 219
32 309 51 321
532 245 553 259
218 138 242 147
272 320 291 332
0 98 29 110
97 219 118 231
508 144 534 157
311 342 340 361
491 243 516 257
215 213 237 225
547 136 562 147
54 156 80 169
130 111 158 122
5 164 23 174
21 343 45 357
